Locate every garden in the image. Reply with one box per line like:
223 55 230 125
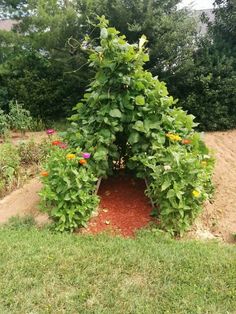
0 0 236 312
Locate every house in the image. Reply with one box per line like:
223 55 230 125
0 19 17 31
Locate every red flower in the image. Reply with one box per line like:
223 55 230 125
52 140 62 146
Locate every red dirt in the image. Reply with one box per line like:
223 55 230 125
84 174 154 237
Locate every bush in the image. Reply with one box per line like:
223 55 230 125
132 133 214 235
39 146 99 232
178 49 236 131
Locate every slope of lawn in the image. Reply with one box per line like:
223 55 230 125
0 221 235 314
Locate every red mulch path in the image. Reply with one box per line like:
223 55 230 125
85 173 154 237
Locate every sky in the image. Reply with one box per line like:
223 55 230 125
179 0 214 10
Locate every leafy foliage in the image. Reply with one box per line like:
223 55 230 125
64 17 214 235
40 146 99 232
0 0 196 121
8 100 32 133
177 0 236 131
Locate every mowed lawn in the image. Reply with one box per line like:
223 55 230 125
0 221 235 314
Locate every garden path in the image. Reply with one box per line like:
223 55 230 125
0 178 48 225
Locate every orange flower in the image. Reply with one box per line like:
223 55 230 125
79 159 87 165
182 139 192 145
52 140 61 146
66 153 76 160
40 171 49 177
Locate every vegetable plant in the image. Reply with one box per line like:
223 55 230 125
42 17 214 235
8 100 32 135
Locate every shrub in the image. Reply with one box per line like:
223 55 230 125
39 146 99 232
132 133 215 235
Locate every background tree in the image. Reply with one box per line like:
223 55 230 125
177 0 236 131
0 0 197 121
1 0 235 130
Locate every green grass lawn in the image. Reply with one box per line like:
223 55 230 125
0 220 235 314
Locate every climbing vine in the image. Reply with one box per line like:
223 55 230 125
41 16 214 234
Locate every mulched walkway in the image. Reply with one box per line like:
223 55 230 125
84 173 154 237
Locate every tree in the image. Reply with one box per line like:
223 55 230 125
178 0 236 131
0 0 197 120
0 0 91 118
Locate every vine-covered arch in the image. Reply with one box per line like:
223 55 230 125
41 16 214 234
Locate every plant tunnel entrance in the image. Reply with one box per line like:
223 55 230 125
86 171 155 236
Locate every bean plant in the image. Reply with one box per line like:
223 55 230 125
42 17 214 234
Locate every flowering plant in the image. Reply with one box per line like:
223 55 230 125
39 145 98 232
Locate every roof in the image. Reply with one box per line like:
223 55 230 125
0 19 17 31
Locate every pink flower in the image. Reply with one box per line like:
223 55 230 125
46 129 56 135
82 152 91 159
58 143 68 149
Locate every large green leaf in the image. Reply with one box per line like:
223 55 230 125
135 95 145 106
109 109 122 118
100 28 108 39
128 132 140 144
133 120 144 132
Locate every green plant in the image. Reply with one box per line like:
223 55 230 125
132 134 215 235
6 215 36 230
30 118 45 132
39 146 99 232
64 17 214 235
0 108 10 139
0 143 20 197
8 100 32 134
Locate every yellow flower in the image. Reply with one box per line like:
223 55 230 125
192 190 201 198
66 153 76 160
201 161 207 167
166 133 182 141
